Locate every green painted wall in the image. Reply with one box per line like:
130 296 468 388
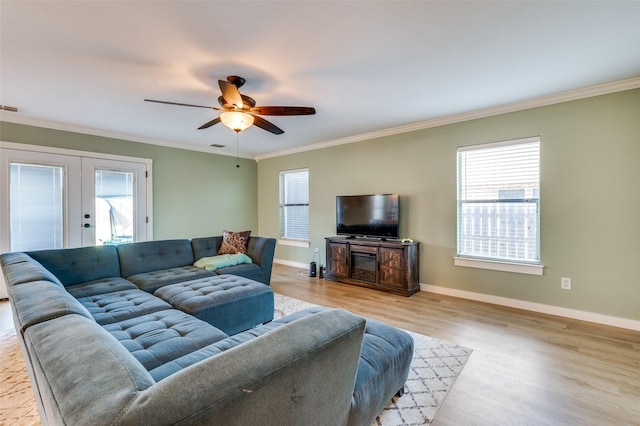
257 89 640 321
0 122 258 239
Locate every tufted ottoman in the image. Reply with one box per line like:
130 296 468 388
154 274 274 335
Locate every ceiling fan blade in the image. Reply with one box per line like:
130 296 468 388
198 117 221 130
250 106 316 116
144 99 215 109
252 116 284 135
217 94 256 108
241 94 256 108
218 80 243 108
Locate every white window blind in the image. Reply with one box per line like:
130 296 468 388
457 137 540 264
10 163 64 251
279 169 309 241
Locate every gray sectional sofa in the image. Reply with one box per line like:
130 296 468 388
1 236 414 426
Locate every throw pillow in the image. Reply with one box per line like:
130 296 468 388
194 253 253 271
218 230 251 255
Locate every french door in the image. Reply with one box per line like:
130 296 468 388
81 158 148 247
0 143 152 297
3 150 82 250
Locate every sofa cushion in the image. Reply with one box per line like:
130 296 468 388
23 314 156 426
26 245 120 286
154 274 274 335
75 289 173 325
102 309 228 372
9 280 94 333
191 236 223 260
65 277 139 298
126 266 215 294
117 239 195 277
214 262 266 283
148 307 335 381
0 253 62 287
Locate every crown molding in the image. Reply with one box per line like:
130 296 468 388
2 77 638 163
255 76 640 162
0 114 254 160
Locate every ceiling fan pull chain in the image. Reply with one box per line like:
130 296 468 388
236 131 240 168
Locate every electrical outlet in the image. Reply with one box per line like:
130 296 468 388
314 248 319 254
561 277 572 290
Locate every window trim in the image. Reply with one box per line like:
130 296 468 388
453 256 543 276
455 136 543 275
278 238 310 248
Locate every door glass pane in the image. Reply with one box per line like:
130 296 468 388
9 163 64 251
94 170 134 245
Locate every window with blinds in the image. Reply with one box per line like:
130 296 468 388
279 169 309 241
457 137 540 264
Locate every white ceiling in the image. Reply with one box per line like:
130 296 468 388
1 1 640 159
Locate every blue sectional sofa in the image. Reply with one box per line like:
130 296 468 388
1 236 414 426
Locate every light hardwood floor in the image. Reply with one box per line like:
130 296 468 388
270 264 640 426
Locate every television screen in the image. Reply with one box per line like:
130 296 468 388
336 194 400 239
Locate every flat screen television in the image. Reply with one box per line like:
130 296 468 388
336 194 400 239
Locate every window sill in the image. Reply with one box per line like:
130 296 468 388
454 256 543 276
278 238 310 248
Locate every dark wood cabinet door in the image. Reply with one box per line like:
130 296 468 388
327 242 348 279
378 247 404 288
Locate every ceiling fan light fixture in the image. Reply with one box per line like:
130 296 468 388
220 111 254 132
145 76 314 135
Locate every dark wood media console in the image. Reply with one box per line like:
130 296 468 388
324 237 420 296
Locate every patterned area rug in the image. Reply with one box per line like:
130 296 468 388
0 330 41 425
0 295 471 426
274 294 473 425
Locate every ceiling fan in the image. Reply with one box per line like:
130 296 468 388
144 75 316 134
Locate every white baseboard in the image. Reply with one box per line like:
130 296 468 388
274 259 640 331
274 259 308 269
421 283 640 332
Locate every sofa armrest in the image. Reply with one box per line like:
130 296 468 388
245 236 277 284
0 253 63 287
120 309 365 426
